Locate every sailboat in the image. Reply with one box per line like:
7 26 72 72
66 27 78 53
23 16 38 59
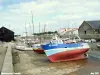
32 22 44 53
15 23 33 51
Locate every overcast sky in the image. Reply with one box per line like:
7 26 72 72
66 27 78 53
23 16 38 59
0 0 100 35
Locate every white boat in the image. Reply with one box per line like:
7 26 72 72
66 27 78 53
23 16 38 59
97 43 100 48
15 43 33 51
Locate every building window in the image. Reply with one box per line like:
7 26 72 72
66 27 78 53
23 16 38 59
84 31 86 34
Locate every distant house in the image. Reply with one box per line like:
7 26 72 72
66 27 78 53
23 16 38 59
58 28 78 35
0 26 14 42
58 28 78 39
78 20 100 40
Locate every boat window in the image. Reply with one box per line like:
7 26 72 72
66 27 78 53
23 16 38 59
50 39 63 44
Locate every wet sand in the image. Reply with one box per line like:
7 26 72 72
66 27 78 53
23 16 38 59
12 49 100 75
68 56 100 75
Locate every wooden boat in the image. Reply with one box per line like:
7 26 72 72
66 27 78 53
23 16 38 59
32 44 44 54
41 37 89 62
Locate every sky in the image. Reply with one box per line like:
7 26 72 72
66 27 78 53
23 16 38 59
0 0 100 35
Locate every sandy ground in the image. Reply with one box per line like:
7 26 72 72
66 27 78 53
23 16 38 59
12 42 100 75
12 50 88 75
12 50 100 75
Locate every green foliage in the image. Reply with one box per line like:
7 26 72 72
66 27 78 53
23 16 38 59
14 35 20 37
33 31 58 35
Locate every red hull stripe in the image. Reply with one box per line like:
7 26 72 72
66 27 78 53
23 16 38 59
48 48 88 62
33 49 44 53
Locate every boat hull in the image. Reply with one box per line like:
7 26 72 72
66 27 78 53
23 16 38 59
15 46 33 51
32 44 44 54
42 43 89 62
33 48 44 54
47 48 88 62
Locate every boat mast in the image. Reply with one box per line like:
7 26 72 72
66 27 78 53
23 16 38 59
25 23 28 44
39 22 40 34
39 22 41 43
44 24 46 42
29 23 32 35
44 24 46 32
31 11 35 40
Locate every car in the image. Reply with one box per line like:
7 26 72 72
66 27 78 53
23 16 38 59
84 40 92 43
91 39 96 43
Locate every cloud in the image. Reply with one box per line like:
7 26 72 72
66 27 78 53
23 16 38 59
0 0 100 35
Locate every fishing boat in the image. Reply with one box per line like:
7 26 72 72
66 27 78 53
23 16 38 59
32 43 44 53
41 36 90 62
